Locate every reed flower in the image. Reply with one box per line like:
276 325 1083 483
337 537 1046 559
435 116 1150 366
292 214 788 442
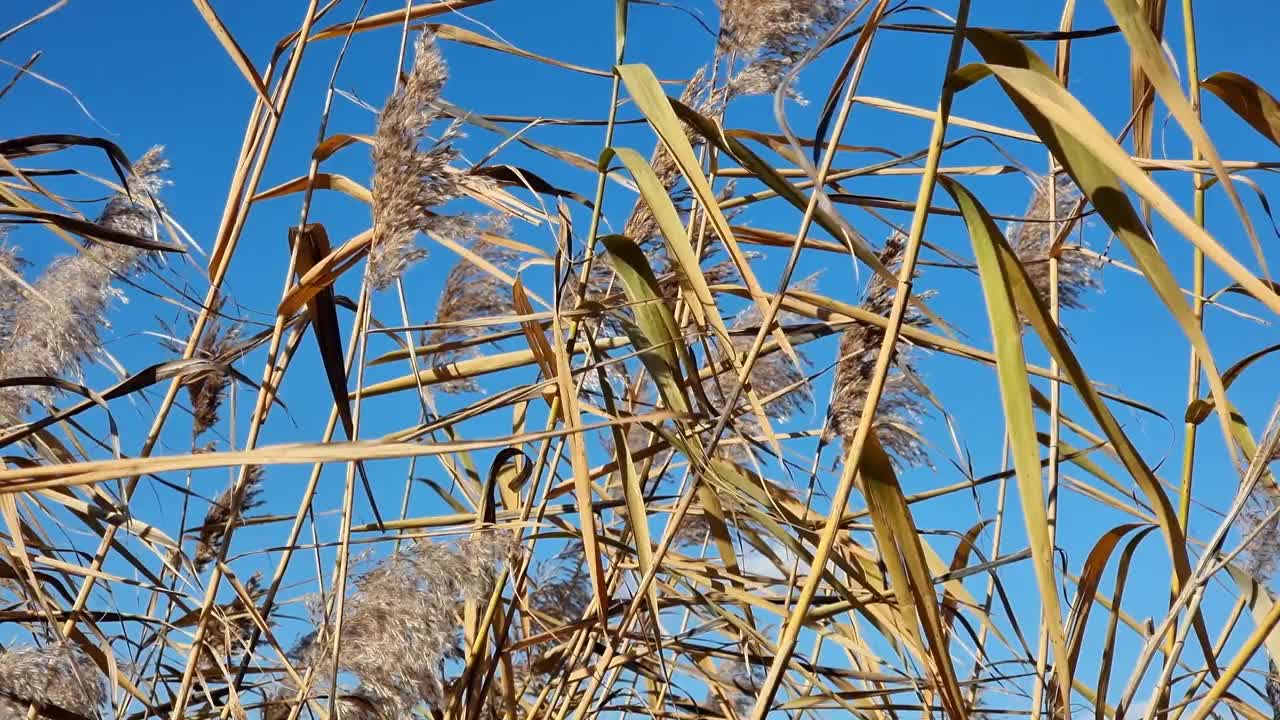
368 32 472 290
0 643 104 720
193 465 264 572
1238 491 1280 582
422 237 517 393
1008 174 1099 312
297 532 514 717
184 294 241 439
0 147 170 423
827 233 930 468
704 659 764 716
718 0 848 99
530 544 592 626
0 244 25 350
706 274 819 429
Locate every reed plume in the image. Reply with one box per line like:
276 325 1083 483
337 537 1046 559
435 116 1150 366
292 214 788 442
0 147 170 423
0 643 104 720
706 273 819 428
186 294 241 439
827 233 930 468
368 32 472 290
422 237 518 393
717 0 848 99
193 464 264 572
0 243 25 350
290 532 514 717
1009 174 1099 312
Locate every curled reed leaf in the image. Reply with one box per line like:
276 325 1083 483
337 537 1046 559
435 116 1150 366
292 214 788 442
827 233 931 468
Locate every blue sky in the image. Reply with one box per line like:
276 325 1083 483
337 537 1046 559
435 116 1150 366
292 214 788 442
6 0 1280 715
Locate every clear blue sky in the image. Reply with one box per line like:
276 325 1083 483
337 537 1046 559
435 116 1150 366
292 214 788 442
6 0 1280 715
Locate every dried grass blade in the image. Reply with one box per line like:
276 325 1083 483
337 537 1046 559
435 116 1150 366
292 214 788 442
308 0 495 41
959 30 1255 491
614 63 800 365
940 176 1072 709
938 173 1220 678
191 0 278 117
1101 0 1265 275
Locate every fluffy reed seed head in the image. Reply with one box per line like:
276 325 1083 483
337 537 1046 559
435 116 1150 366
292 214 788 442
718 0 846 57
530 544 592 626
368 32 472 290
827 233 931 468
1009 174 1099 312
717 0 848 99
97 146 170 248
178 573 267 670
0 643 104 719
0 147 170 423
704 659 765 716
423 236 518 393
1238 491 1280 583
0 243 26 350
299 532 515 717
707 273 819 428
186 294 241 439
193 465 264 572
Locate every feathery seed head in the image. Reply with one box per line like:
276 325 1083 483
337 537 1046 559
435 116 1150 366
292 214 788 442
0 643 104 720
1009 174 1100 312
718 0 848 99
187 295 241 439
98 145 170 249
424 235 518 393
0 244 27 350
368 32 471 290
193 465 264 572
707 273 819 428
0 149 171 423
717 0 846 57
302 532 514 716
1239 491 1280 582
827 233 931 468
